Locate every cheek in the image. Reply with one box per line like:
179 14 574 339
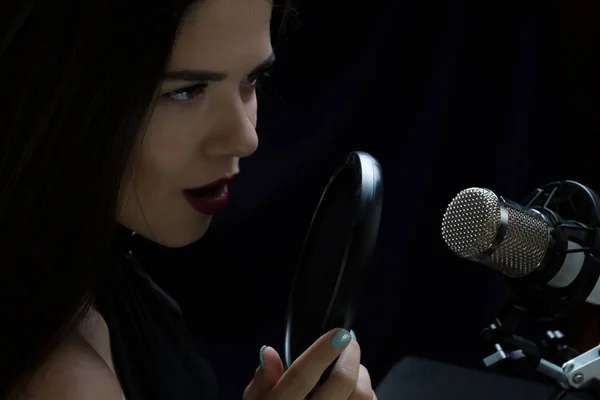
138 105 199 187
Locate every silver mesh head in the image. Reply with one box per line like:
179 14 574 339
441 187 550 277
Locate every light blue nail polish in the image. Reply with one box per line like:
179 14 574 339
331 329 352 349
350 330 357 341
259 345 267 370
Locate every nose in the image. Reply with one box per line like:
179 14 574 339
202 95 259 159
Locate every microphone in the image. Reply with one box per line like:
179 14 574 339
441 181 600 397
441 181 600 316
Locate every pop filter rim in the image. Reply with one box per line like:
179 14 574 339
283 151 383 369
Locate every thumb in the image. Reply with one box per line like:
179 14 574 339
243 346 285 400
259 346 284 386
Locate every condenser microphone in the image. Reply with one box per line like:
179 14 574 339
441 181 600 316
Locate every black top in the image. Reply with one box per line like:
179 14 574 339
95 226 219 400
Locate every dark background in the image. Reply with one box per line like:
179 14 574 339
135 1 600 399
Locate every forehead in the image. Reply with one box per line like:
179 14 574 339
169 0 273 72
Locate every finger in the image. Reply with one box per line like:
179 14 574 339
348 365 375 400
242 366 263 400
269 328 353 400
243 346 284 400
311 339 361 400
261 346 285 387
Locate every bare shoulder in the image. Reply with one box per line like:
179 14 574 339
14 332 123 400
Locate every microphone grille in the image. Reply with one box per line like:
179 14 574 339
441 187 550 277
441 187 502 259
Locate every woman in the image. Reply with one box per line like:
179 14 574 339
0 0 376 399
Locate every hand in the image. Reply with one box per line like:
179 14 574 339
243 329 376 400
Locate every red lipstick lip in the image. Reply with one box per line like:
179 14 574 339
182 174 238 216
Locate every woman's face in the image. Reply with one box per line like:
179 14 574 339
118 0 273 247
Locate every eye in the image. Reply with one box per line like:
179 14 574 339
163 83 208 102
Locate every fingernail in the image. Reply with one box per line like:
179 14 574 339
350 330 357 341
259 345 267 370
331 329 352 349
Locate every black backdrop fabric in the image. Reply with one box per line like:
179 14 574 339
133 1 597 399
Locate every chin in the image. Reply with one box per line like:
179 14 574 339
160 232 207 248
159 219 212 248
119 215 212 249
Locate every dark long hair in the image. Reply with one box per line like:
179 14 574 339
0 0 290 396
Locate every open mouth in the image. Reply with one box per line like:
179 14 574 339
183 183 230 215
185 185 223 198
182 175 237 215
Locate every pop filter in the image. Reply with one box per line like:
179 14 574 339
284 151 383 370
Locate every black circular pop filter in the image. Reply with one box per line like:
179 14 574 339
284 151 383 369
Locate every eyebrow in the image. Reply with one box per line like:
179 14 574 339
163 52 276 82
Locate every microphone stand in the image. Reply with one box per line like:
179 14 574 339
481 305 600 399
478 180 600 399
